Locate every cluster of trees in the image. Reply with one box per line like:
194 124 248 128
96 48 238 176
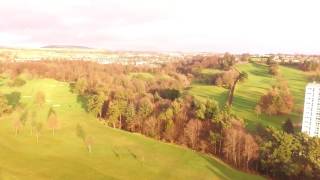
308 72 320 82
1 60 259 171
257 124 320 179
173 55 219 76
300 60 320 71
218 53 236 70
66 64 257 171
11 92 60 144
172 52 247 79
256 79 294 115
3 60 320 179
257 60 293 116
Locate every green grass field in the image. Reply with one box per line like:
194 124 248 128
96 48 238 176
189 63 308 130
0 78 263 180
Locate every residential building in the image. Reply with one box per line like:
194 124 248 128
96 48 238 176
302 82 320 137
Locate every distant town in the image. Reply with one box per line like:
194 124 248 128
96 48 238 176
1 47 320 67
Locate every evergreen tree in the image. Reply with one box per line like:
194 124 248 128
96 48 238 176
282 118 295 134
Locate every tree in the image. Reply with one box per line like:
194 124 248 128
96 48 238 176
269 64 279 76
259 128 301 177
107 101 120 128
194 99 206 120
30 111 37 135
76 124 93 153
6 91 21 108
300 60 319 71
47 107 59 136
158 106 174 141
137 97 153 133
8 77 26 87
218 53 236 70
185 119 202 149
87 93 105 118
240 53 250 62
212 106 232 154
210 131 221 154
107 90 129 129
204 100 219 120
0 93 11 117
74 78 88 95
35 91 45 107
257 79 294 115
13 119 22 135
124 103 136 129
227 71 248 106
243 134 259 170
266 55 275 65
20 110 29 126
85 136 94 153
76 124 86 140
305 137 320 179
35 122 43 144
282 118 294 134
222 119 258 169
223 124 242 166
107 99 127 129
216 70 239 88
117 99 128 129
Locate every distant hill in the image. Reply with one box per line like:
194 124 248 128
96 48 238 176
41 45 92 49
0 46 12 49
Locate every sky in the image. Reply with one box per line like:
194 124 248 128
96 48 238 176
0 0 319 54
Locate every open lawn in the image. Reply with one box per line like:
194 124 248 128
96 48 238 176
0 78 263 180
188 63 308 130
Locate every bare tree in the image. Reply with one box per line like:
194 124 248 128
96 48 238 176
35 122 43 144
35 91 46 107
13 119 22 135
47 108 59 136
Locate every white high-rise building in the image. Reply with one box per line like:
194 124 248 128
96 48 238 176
301 82 320 137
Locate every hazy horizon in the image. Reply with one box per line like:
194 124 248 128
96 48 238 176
1 0 320 54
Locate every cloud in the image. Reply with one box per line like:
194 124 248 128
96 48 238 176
0 0 319 53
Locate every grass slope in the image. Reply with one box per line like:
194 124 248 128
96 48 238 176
0 78 263 180
189 63 308 130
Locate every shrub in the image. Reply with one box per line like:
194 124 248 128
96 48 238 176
8 78 26 87
256 80 294 115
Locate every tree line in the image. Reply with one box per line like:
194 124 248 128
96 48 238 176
1 59 320 179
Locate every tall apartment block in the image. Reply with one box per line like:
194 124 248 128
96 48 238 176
301 82 320 137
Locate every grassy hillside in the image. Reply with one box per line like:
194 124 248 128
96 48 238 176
189 63 308 130
0 78 263 180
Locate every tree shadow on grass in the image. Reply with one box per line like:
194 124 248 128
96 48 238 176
201 155 235 180
127 149 138 160
201 154 261 180
5 91 21 108
250 63 272 77
112 149 120 159
77 95 88 112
